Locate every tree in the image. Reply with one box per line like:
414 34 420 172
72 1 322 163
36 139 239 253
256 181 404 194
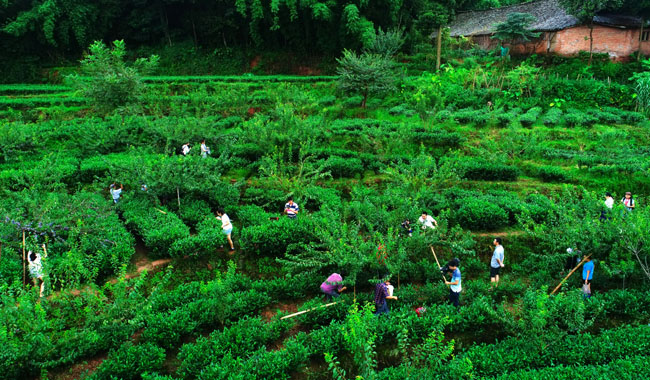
66 40 158 112
491 12 541 55
559 0 624 65
619 0 650 61
336 49 396 108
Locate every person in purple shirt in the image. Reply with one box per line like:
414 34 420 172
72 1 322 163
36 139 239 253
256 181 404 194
374 276 398 316
320 273 347 301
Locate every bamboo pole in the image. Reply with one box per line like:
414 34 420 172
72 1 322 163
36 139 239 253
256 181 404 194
155 208 168 215
177 187 181 207
430 246 447 282
22 230 26 284
280 302 339 320
550 255 591 295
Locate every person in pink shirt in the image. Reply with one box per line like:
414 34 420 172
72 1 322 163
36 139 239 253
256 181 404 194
320 273 347 301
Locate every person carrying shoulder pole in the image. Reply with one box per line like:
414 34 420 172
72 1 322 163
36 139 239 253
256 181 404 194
320 273 347 302
443 259 462 308
490 238 505 287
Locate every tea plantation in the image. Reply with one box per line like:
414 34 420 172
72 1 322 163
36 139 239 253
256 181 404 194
1 59 650 379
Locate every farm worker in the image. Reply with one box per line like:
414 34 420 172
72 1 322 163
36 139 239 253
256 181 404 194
28 244 47 297
564 247 580 273
320 273 347 301
374 275 398 316
284 197 300 219
600 192 614 221
109 183 123 203
444 259 461 308
418 211 438 230
621 192 635 212
401 219 413 237
200 139 211 158
181 142 191 156
490 238 505 287
582 255 594 298
216 208 235 252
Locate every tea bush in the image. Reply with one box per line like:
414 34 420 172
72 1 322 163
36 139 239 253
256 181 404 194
455 198 509 230
461 160 520 181
536 165 572 183
119 198 191 257
519 106 542 127
240 217 318 256
89 342 166 380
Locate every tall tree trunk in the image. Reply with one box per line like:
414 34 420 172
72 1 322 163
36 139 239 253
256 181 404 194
192 18 198 48
436 25 442 71
361 90 368 108
588 24 594 66
639 18 645 62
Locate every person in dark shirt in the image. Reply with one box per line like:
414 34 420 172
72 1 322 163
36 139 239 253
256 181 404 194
374 276 398 315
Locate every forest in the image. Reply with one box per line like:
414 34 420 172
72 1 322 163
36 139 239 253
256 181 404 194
1 0 650 379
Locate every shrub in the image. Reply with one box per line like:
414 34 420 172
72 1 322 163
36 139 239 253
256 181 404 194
325 155 364 178
240 217 317 256
495 108 521 127
536 165 571 183
66 40 158 112
542 107 563 126
90 342 165 380
518 106 542 127
452 108 489 125
461 160 520 181
119 198 190 257
178 199 212 227
564 108 598 127
455 198 509 230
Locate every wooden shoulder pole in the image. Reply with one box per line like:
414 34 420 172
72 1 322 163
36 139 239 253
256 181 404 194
550 255 591 295
280 302 339 320
22 230 26 284
430 246 447 282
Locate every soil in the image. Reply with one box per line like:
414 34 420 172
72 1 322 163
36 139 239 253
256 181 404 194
47 354 106 380
260 301 301 322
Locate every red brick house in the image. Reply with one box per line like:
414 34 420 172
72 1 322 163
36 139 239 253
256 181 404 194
449 0 649 60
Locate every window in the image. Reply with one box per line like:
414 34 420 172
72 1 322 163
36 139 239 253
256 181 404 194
642 31 650 42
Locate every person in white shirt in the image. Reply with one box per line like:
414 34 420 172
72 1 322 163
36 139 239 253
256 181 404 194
216 208 235 251
600 192 614 221
181 143 191 156
490 238 505 287
28 244 48 297
200 139 211 158
418 211 438 230
110 183 123 203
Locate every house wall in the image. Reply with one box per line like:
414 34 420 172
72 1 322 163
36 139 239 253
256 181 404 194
467 25 650 60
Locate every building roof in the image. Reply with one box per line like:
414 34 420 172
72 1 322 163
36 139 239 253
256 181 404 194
449 0 642 37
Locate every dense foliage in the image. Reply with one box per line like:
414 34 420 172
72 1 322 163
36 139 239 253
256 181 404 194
1 42 650 379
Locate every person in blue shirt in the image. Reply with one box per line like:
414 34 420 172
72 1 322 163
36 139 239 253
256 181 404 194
444 259 462 308
582 255 594 298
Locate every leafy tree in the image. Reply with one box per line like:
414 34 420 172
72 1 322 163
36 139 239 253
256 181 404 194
66 40 159 112
559 0 624 65
491 12 541 55
363 28 404 57
619 0 650 60
336 49 396 108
